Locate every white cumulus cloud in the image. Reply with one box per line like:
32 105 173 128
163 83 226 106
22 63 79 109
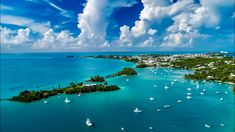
0 26 31 47
32 29 77 49
118 0 195 47
117 0 233 48
77 0 137 47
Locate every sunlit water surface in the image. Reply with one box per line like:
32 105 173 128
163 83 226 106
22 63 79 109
1 53 234 132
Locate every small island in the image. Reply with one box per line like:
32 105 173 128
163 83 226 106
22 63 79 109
86 75 105 82
107 67 137 78
9 83 120 102
66 55 75 58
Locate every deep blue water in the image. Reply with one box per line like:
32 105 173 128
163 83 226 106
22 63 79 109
0 53 234 132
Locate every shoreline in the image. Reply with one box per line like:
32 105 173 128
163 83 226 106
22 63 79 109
85 53 235 92
6 53 235 102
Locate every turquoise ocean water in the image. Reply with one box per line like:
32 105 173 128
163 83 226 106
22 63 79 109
0 53 234 132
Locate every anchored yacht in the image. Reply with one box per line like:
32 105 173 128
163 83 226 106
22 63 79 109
86 118 93 127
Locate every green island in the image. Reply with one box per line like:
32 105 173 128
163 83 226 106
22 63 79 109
87 53 235 92
86 75 105 82
106 67 137 78
10 83 120 102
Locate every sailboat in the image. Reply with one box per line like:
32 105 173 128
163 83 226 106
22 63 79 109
86 118 93 127
149 97 154 101
164 86 169 90
204 124 211 128
196 82 200 89
164 105 170 108
77 92 82 96
64 97 71 103
133 108 142 113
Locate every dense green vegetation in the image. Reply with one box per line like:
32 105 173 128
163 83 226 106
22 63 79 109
107 67 137 78
87 55 139 63
9 84 120 102
10 90 58 102
170 57 230 69
169 57 235 84
115 67 137 76
86 75 105 82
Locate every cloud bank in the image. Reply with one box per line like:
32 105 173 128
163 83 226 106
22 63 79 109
1 0 234 52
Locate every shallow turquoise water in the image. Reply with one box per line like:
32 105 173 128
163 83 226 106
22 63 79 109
0 53 134 98
1 53 234 132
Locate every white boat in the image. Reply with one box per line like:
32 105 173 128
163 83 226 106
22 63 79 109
133 108 142 113
200 92 205 95
177 100 182 103
202 89 206 92
164 86 169 90
187 88 192 91
215 91 221 94
205 124 211 128
196 82 200 89
149 97 154 101
43 100 48 104
64 97 71 103
153 85 157 88
156 108 161 112
224 92 228 94
126 79 129 82
149 127 153 130
121 127 125 131
220 98 223 101
220 124 225 127
186 96 192 99
186 92 192 96
164 105 170 108
77 92 82 96
86 118 93 127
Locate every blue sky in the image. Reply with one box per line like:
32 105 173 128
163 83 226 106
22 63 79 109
0 0 234 52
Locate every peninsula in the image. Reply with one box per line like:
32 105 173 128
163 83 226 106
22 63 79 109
9 67 137 103
10 83 120 102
